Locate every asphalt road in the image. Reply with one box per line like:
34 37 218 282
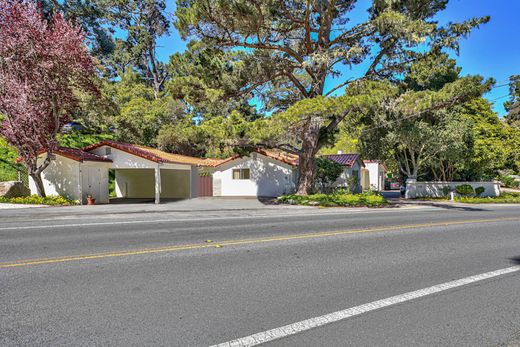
1 202 520 346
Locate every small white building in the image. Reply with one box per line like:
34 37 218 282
29 147 113 204
324 152 364 192
210 149 298 197
363 160 387 191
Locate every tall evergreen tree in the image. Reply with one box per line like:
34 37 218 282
505 75 520 127
175 0 489 194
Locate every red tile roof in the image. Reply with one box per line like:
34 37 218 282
214 149 299 168
55 147 112 163
82 141 300 168
16 147 113 163
82 140 226 167
324 153 362 167
256 149 299 167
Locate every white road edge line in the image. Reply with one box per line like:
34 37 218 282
211 265 520 347
0 207 436 231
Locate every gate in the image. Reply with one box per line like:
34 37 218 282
198 173 213 197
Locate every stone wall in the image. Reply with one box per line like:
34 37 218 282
0 181 30 198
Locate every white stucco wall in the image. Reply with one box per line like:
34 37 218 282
89 146 156 169
333 160 363 192
29 154 110 204
405 180 501 198
212 153 296 197
30 155 81 201
365 162 385 191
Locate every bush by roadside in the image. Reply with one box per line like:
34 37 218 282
414 192 520 204
277 190 388 207
455 192 520 204
0 195 78 206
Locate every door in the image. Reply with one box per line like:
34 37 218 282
83 167 101 202
198 174 213 197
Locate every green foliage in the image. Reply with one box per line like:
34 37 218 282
455 184 474 196
359 55 494 181
58 133 114 149
157 111 252 158
0 137 22 182
0 195 78 206
109 71 186 146
456 192 520 204
314 157 343 193
278 191 388 207
167 42 259 120
499 175 520 188
475 186 485 197
504 75 520 126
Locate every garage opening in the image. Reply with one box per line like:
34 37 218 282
111 168 191 202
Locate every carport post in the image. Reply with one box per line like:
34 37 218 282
155 164 161 204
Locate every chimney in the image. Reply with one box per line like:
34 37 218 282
337 150 343 155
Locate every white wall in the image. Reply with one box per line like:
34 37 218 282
365 162 385 191
89 146 156 169
333 160 363 192
405 180 501 198
212 153 296 197
30 155 81 201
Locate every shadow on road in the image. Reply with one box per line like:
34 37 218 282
414 202 487 212
509 256 520 265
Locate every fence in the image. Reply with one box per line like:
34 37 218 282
17 167 29 189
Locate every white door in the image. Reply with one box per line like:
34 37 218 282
84 167 101 201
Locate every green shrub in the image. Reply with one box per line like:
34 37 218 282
314 157 343 193
456 192 520 204
278 191 387 207
499 175 520 188
475 186 485 197
0 136 23 182
0 195 78 206
455 184 474 197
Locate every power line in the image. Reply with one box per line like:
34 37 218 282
488 94 509 102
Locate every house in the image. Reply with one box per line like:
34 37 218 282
27 141 300 203
363 160 387 191
324 151 364 192
210 149 299 197
27 147 113 204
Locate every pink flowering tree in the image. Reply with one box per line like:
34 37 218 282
0 0 95 197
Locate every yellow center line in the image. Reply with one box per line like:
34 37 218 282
1 217 519 269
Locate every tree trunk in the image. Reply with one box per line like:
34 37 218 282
295 117 321 195
30 172 46 197
296 150 317 195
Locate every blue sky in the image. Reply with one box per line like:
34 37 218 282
156 0 519 116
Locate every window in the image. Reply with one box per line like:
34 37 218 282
232 168 250 180
105 147 111 155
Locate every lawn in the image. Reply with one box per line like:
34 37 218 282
278 191 388 207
